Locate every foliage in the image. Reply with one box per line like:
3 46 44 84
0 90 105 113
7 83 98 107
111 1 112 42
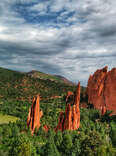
9 134 36 156
0 67 116 156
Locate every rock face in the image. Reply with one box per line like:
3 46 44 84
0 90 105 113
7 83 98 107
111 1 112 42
55 82 80 131
27 95 43 134
87 66 116 115
66 91 74 104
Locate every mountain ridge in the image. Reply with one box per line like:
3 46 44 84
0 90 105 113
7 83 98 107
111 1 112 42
0 67 76 102
26 70 75 86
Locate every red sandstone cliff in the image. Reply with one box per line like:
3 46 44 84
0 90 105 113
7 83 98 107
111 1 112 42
87 66 116 115
27 95 43 134
55 82 80 131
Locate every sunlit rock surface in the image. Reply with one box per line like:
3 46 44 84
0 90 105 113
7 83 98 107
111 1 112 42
55 82 80 131
27 95 43 134
87 66 116 115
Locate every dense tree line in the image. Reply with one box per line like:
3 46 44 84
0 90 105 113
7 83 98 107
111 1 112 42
1 107 116 156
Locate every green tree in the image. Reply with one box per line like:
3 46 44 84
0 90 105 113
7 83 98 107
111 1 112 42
110 124 116 146
11 124 20 137
44 130 60 156
9 134 36 156
80 131 104 156
62 131 73 155
54 131 63 149
71 138 81 155
97 144 116 156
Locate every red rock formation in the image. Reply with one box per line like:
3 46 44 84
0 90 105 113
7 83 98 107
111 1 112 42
66 91 74 104
101 106 107 116
43 125 49 132
27 95 43 134
55 82 80 131
55 112 65 131
80 102 88 108
72 82 80 129
87 66 116 115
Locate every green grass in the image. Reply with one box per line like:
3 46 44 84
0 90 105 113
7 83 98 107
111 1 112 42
0 113 20 124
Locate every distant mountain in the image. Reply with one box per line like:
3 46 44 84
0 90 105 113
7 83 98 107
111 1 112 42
26 70 75 86
54 75 76 86
0 67 75 101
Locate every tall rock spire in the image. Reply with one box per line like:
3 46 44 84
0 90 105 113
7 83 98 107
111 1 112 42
72 82 80 129
55 82 80 131
27 95 43 134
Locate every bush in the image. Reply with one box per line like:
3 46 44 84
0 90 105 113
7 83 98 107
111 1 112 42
9 134 36 156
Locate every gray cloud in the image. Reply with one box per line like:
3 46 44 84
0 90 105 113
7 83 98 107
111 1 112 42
0 0 116 86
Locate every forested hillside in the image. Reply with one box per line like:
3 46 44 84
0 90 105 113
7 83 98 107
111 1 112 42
0 67 116 156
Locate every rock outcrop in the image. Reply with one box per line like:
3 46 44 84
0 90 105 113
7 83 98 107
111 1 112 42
66 91 74 104
27 95 43 134
43 125 49 132
87 66 116 115
55 82 80 131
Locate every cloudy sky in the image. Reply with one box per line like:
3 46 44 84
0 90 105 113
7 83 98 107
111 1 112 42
0 0 116 86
